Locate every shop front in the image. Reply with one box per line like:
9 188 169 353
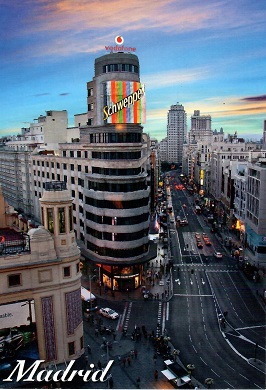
100 264 143 292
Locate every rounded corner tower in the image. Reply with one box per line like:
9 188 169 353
80 49 156 292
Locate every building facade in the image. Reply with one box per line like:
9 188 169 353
0 182 84 368
167 103 187 164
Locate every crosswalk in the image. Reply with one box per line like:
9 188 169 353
173 264 237 272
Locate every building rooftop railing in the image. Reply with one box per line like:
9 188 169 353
44 181 67 191
0 229 30 256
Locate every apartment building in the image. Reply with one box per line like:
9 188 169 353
167 103 187 164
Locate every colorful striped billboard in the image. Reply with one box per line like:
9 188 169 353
103 81 146 124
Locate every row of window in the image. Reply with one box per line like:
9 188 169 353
85 196 149 209
92 166 141 176
87 180 147 192
89 133 142 144
86 211 149 225
86 226 149 241
103 63 139 73
86 241 148 258
91 151 141 160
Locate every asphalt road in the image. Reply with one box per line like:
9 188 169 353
166 171 265 389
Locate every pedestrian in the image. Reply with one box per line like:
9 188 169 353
153 353 157 364
127 356 131 366
130 350 134 359
134 349 138 359
122 357 126 367
95 328 99 336
154 369 158 381
113 332 116 341
136 376 140 388
97 360 102 370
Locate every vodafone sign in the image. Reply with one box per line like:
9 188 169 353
105 36 136 52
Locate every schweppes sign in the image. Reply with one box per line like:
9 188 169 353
103 81 146 124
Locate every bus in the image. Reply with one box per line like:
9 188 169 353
81 286 98 318
195 205 202 214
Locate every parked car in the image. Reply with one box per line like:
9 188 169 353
205 241 212 246
197 242 203 249
99 308 119 320
214 251 223 258
0 328 24 358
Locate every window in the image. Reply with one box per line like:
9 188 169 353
57 163 60 169
63 151 66 157
58 207 66 233
70 164 74 171
70 151 74 158
47 208 54 233
8 274 21 287
68 341 75 356
63 266 71 277
69 206 73 231
77 165 81 172
63 163 67 170
77 151 81 158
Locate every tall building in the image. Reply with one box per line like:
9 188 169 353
77 51 155 291
167 103 187 164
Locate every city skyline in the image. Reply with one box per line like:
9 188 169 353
1 0 266 141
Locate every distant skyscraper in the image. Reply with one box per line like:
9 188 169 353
189 110 212 143
167 103 187 164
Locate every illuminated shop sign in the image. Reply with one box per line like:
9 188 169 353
103 81 146 124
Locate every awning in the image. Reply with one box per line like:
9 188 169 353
161 369 176 381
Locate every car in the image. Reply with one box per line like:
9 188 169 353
159 280 164 286
195 233 201 239
99 308 119 320
202 233 208 238
214 251 223 258
179 219 188 226
0 328 24 358
197 242 203 249
205 241 212 246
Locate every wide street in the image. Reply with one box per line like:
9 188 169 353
82 171 265 389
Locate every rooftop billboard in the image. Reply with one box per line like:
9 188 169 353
103 81 146 124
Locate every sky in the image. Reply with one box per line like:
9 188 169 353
1 0 266 142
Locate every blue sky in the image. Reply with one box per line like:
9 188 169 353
1 0 266 141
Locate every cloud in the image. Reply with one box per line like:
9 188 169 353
3 0 266 59
33 92 50 97
143 67 210 89
59 92 70 96
241 95 266 102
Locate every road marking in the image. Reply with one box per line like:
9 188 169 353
174 294 213 297
224 380 234 388
166 301 169 321
200 357 207 365
118 302 128 331
162 303 166 332
156 301 162 336
211 368 220 377
120 302 132 332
